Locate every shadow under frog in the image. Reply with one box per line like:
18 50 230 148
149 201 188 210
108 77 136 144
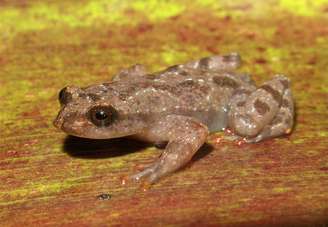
63 135 213 163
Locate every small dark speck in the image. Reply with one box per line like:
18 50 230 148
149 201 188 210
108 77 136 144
97 193 112 200
254 58 267 64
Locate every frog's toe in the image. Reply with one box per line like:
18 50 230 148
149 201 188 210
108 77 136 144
244 135 264 143
147 169 166 184
130 162 159 182
135 164 172 184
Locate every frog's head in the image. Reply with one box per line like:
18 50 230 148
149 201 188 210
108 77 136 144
53 85 147 139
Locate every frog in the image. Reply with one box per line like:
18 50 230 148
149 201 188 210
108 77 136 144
53 53 294 184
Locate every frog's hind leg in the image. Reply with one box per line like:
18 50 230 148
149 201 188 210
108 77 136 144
112 64 147 82
228 75 294 142
184 53 241 72
245 88 294 142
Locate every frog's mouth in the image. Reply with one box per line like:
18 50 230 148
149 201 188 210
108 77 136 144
53 108 87 136
53 108 80 131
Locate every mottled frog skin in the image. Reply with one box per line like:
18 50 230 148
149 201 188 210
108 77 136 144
54 53 294 183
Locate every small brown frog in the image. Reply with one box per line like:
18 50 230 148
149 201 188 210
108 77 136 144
54 53 294 184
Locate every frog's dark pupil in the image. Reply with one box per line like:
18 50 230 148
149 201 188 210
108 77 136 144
95 110 108 120
88 105 117 127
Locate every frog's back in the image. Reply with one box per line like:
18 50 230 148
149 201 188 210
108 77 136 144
83 54 253 132
150 67 254 131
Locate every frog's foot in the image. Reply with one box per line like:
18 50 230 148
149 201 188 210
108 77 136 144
228 75 294 142
130 115 209 184
112 64 147 82
130 161 160 182
244 88 294 143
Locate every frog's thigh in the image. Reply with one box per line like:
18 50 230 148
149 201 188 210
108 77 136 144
228 75 293 140
112 64 147 81
246 88 294 142
130 115 209 183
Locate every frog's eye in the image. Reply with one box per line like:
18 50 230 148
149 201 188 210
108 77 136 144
88 105 117 127
58 87 72 105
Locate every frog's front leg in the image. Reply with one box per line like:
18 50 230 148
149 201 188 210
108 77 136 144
228 75 294 142
112 64 147 82
130 115 209 184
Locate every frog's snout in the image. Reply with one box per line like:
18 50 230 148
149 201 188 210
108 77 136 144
53 108 64 129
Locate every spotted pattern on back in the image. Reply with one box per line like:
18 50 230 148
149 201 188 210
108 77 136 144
279 78 289 90
233 88 252 96
282 98 290 107
254 99 270 115
213 76 239 89
260 84 282 103
87 93 101 101
199 57 211 69
271 115 283 125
